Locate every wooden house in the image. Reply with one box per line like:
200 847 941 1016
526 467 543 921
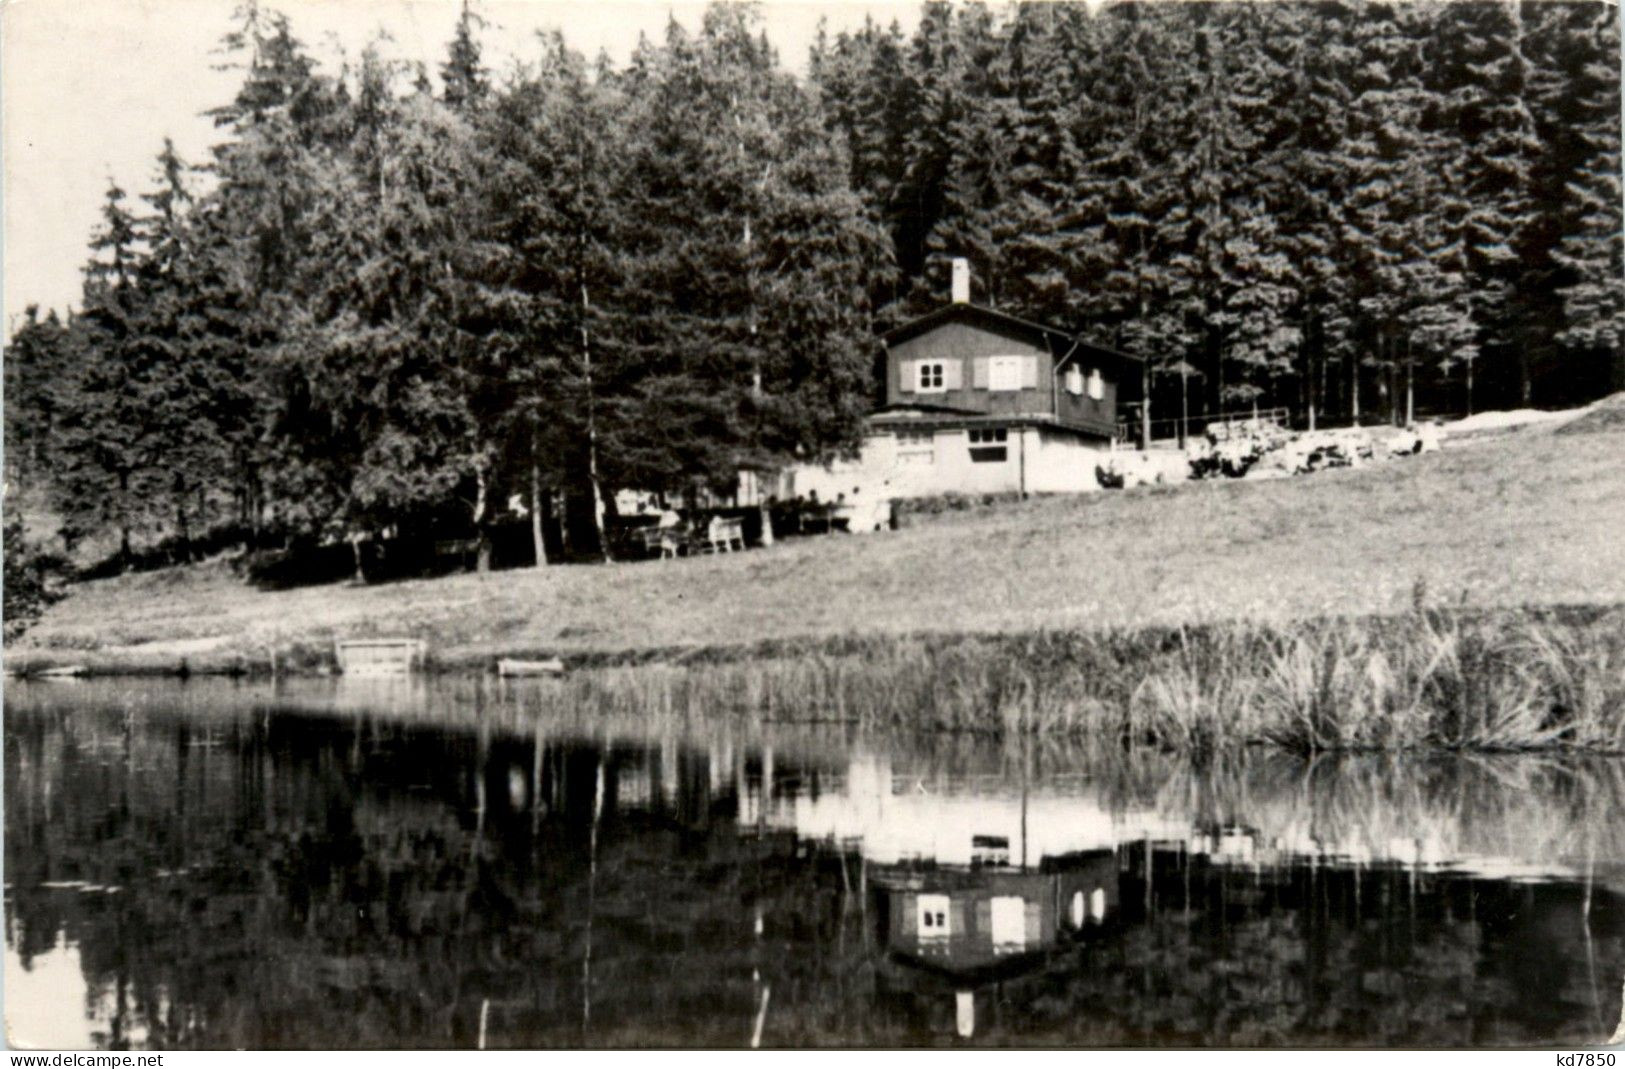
874 849 1120 977
869 850 1119 1039
783 260 1143 505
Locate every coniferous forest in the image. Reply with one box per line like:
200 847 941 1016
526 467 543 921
4 0 1621 576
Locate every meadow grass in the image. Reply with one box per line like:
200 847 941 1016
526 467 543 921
8 418 1625 754
13 420 1625 668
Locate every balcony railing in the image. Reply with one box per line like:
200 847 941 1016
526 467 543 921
1115 406 1292 444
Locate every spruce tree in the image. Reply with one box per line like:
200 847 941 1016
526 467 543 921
52 182 157 565
809 16 914 313
440 0 488 112
3 306 73 490
1547 3 1625 395
976 2 1104 325
268 47 494 574
1438 0 1544 408
203 3 342 544
1081 1 1204 439
1156 4 1297 418
614 6 886 500
476 32 627 561
1252 1 1358 428
130 139 221 559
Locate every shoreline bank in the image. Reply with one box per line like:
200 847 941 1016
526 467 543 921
9 604 1624 755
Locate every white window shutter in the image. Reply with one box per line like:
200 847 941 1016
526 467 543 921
990 896 1026 947
942 360 963 390
899 359 916 393
987 357 1019 391
1020 356 1039 389
972 357 990 389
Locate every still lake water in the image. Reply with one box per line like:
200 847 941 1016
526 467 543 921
5 678 1624 1049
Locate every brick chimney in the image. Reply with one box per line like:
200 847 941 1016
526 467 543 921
951 257 971 303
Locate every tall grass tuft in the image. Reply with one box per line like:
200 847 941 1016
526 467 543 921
548 607 1625 754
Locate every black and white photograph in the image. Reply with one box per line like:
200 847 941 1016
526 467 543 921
3 0 1624 1052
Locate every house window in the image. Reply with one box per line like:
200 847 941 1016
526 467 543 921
1087 369 1105 401
976 354 1036 391
988 356 1023 392
968 427 1008 463
917 362 946 392
1065 366 1085 396
896 428 934 465
990 896 1026 949
917 894 951 938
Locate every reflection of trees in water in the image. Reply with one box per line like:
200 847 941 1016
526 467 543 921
3 706 890 1047
3 694 1623 1048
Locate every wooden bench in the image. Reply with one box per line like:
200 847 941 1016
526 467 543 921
434 538 480 569
638 525 685 559
798 506 843 535
701 517 746 553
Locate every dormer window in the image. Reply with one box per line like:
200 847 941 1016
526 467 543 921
917 362 946 392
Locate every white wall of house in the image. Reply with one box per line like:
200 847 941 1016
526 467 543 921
1024 428 1109 494
896 426 1015 497
880 425 1106 498
778 423 1107 506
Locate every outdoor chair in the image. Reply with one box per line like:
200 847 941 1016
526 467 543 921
638 525 686 560
702 516 746 553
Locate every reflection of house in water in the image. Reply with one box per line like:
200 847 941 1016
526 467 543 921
736 751 1142 1039
876 852 1119 975
728 747 1625 1042
870 850 1121 1039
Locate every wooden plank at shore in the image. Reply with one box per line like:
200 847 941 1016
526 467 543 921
497 658 565 678
335 638 425 675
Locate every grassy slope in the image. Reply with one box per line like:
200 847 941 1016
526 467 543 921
14 421 1625 669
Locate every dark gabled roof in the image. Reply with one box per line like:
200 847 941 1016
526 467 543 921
881 302 1143 371
882 302 1073 346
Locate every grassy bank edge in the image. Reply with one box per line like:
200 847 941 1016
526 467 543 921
5 601 1619 676
7 603 1624 756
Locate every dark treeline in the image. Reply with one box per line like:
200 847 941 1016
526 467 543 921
4 1 1620 575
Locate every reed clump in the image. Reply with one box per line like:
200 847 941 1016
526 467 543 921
550 607 1625 753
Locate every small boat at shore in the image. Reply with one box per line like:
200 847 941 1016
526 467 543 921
32 665 89 680
497 657 566 678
